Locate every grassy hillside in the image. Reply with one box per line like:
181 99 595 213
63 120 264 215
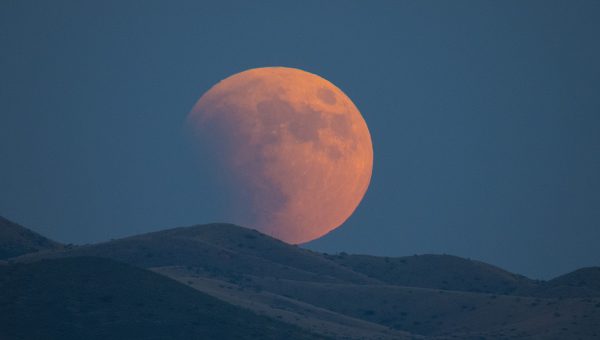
254 278 600 339
156 266 413 340
326 253 537 295
58 223 374 284
5 218 599 338
0 257 323 340
549 267 600 292
0 216 61 260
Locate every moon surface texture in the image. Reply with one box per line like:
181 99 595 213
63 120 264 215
188 67 373 244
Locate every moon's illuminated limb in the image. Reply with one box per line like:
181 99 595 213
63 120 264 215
188 67 373 244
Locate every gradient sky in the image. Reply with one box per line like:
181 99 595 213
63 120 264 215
1 1 599 279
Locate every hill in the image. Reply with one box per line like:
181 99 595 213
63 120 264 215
45 223 412 339
0 256 323 340
0 216 61 260
549 267 600 291
325 253 537 295
536 267 600 298
55 223 375 284
254 278 600 338
5 218 600 338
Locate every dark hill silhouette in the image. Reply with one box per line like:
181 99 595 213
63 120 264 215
550 267 600 291
52 223 375 284
4 217 600 339
325 253 537 295
0 216 61 260
534 267 600 298
0 256 323 340
255 278 600 338
53 223 597 297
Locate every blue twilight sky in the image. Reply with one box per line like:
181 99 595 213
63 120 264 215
1 1 599 279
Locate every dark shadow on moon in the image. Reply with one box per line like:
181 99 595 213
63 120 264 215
326 146 343 160
317 87 336 105
194 85 363 236
256 97 325 144
330 114 354 143
255 96 356 160
289 106 324 143
190 100 291 227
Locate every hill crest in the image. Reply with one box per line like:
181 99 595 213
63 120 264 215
0 216 61 260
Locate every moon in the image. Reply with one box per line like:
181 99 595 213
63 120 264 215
187 67 373 244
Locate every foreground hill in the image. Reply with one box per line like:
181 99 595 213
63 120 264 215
254 278 600 338
0 256 323 340
0 216 61 260
38 223 410 339
52 223 600 297
6 218 600 338
52 223 375 284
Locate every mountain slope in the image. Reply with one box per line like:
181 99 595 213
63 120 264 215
6 219 599 338
156 266 414 340
0 256 323 340
535 267 600 298
549 267 600 291
57 223 375 284
0 216 61 260
326 253 537 295
253 278 600 339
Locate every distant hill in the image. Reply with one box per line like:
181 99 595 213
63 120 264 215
0 216 61 260
0 256 323 340
550 267 600 290
325 253 537 295
536 267 600 298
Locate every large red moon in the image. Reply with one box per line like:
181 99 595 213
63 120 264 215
187 67 373 244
